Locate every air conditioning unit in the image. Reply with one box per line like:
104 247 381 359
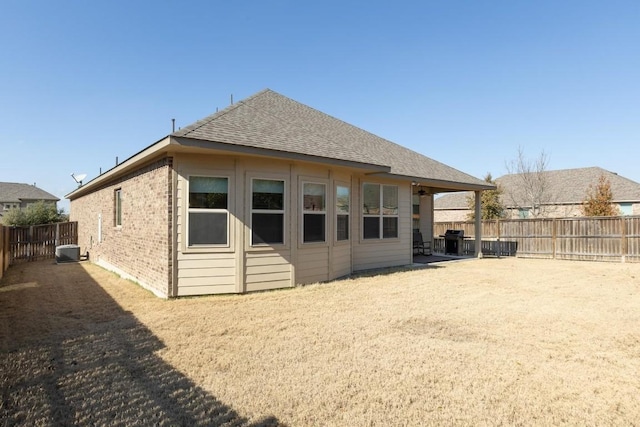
56 244 80 263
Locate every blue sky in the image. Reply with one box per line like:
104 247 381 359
2 1 639 212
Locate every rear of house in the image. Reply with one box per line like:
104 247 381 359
68 90 492 297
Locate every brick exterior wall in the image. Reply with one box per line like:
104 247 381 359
70 157 173 297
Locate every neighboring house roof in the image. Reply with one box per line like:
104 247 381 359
434 167 640 209
0 182 59 203
68 89 493 199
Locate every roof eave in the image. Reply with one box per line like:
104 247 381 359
66 136 172 200
172 136 391 173
375 173 495 192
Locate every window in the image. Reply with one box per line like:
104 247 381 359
363 183 398 239
114 189 122 226
518 208 529 219
302 182 326 243
252 179 285 245
620 203 633 216
188 176 228 246
336 185 349 241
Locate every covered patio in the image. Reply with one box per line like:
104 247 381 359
412 181 491 260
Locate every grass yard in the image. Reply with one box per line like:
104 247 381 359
1 257 639 426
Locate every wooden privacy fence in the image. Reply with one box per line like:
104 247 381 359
434 216 640 262
3 222 78 265
0 225 9 280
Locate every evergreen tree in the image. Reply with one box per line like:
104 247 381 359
467 173 506 220
581 174 620 217
2 201 67 226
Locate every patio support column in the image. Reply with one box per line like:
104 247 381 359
475 190 483 258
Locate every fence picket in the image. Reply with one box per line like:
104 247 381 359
435 216 640 263
8 222 78 265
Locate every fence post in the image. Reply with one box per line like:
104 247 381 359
474 191 482 258
0 226 4 279
552 218 557 260
621 217 627 263
28 225 33 262
496 219 501 258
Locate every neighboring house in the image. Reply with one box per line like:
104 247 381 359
0 182 59 219
434 167 640 222
67 89 493 298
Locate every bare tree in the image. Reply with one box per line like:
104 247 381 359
504 147 554 218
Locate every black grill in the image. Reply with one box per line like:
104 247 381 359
441 229 465 255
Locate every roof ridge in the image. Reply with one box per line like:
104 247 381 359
499 166 604 179
173 88 273 138
246 90 481 178
164 89 490 189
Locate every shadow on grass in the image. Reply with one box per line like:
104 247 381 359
0 261 283 426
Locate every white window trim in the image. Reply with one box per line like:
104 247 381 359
185 175 231 249
301 181 327 245
362 183 399 240
335 183 350 243
250 177 287 247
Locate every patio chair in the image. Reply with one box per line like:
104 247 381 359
413 231 432 256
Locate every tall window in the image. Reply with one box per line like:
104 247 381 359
363 183 398 239
252 179 285 245
336 185 349 241
114 189 122 226
303 182 326 243
188 176 228 246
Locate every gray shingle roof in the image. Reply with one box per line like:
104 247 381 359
434 167 640 209
0 182 59 203
174 89 489 189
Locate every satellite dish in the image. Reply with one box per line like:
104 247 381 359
71 173 87 186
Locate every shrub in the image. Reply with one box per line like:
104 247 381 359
2 201 67 226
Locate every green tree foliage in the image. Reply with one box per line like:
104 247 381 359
467 173 506 220
2 201 68 226
581 174 620 217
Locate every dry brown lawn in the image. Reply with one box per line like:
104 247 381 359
1 257 639 426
